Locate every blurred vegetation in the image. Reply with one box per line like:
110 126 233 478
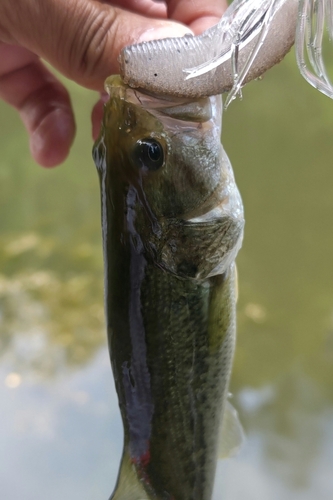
0 81 106 377
223 51 333 396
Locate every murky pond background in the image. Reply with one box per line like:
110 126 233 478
1 49 333 499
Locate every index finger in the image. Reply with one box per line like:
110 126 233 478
166 0 228 34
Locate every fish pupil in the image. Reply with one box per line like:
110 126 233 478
147 142 160 162
134 138 164 170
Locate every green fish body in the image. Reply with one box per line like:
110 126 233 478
93 76 244 500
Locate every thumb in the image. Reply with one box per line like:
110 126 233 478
0 0 192 92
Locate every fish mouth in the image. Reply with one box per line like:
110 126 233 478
187 206 223 223
183 183 244 279
149 184 243 281
185 184 244 224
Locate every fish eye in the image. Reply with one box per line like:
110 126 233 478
133 138 164 171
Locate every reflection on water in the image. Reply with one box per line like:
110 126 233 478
0 351 122 500
1 52 333 499
0 233 105 377
215 374 333 499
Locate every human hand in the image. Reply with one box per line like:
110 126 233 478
0 0 228 167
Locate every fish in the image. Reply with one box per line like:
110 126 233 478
93 76 244 500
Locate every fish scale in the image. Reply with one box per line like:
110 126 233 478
140 266 236 500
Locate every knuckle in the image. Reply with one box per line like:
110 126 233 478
72 6 117 82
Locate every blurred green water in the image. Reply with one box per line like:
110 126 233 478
0 49 333 499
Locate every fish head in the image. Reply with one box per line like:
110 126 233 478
94 76 244 279
94 75 234 221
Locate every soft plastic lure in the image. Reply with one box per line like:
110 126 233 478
296 0 333 99
119 0 298 100
119 0 333 102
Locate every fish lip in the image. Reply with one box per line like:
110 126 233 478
186 190 244 224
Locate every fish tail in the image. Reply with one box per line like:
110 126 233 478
110 450 150 500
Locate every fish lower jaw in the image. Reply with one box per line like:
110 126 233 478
206 232 244 279
186 190 243 224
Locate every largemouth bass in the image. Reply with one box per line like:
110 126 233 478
93 76 244 500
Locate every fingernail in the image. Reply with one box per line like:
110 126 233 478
138 23 193 43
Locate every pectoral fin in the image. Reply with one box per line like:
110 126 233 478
110 450 149 500
218 400 245 459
